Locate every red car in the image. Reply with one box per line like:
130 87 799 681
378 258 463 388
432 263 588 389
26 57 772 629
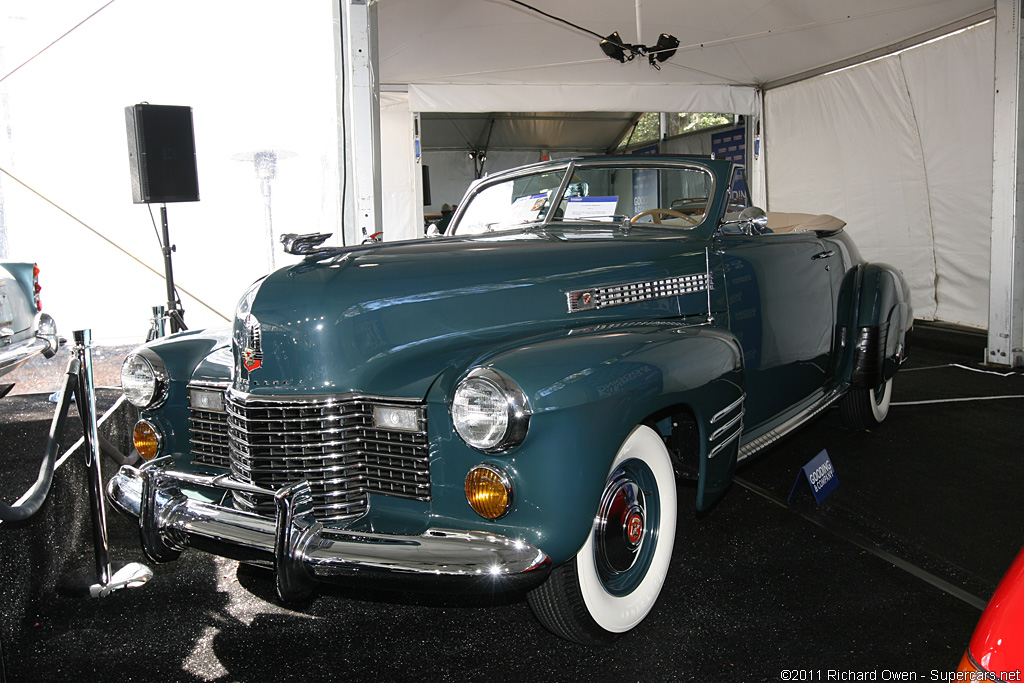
959 546 1024 679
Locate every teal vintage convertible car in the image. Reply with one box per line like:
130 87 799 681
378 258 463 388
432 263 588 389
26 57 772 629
108 156 911 645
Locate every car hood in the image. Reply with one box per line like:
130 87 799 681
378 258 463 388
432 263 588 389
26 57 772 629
232 228 713 398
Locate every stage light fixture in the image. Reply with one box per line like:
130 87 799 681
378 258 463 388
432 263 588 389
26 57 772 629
600 32 629 62
599 30 679 69
649 33 680 66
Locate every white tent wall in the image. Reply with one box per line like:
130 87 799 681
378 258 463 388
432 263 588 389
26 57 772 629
422 151 487 217
765 22 994 328
0 1 344 345
380 93 421 242
661 129 719 156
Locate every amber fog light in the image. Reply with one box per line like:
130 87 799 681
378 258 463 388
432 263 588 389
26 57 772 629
133 419 163 460
465 464 513 519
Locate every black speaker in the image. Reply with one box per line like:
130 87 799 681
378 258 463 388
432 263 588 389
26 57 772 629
422 164 431 207
125 104 200 204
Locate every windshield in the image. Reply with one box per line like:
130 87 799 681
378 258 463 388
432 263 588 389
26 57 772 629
451 163 715 235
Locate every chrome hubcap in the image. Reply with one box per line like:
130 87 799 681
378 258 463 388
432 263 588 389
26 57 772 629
595 469 646 577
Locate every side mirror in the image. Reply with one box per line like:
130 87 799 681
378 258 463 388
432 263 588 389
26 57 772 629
720 207 768 235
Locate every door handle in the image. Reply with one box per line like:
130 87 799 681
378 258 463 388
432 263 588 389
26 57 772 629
812 250 835 260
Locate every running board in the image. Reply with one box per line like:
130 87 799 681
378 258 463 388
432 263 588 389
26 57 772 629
737 387 845 462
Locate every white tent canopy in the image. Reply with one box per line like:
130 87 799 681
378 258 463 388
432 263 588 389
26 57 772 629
380 0 991 90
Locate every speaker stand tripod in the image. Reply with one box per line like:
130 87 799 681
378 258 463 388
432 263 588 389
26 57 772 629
158 205 187 334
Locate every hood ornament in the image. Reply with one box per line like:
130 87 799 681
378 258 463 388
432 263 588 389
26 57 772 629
241 314 263 372
280 232 333 255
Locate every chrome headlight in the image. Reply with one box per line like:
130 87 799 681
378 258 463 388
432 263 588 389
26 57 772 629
451 367 531 452
121 349 169 409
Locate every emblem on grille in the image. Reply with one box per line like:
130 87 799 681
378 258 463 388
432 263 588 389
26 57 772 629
241 314 263 371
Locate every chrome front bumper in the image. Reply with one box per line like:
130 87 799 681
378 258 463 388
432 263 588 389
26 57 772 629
106 459 551 601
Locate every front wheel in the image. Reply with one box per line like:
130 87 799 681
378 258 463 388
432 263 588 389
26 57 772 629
527 425 677 645
839 377 893 430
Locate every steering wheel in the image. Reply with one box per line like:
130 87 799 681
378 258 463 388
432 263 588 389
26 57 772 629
631 208 699 225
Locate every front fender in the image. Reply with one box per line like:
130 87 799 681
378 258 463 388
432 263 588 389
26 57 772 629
132 329 233 466
425 322 743 566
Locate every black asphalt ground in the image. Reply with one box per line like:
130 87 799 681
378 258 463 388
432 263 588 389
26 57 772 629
1 323 1021 682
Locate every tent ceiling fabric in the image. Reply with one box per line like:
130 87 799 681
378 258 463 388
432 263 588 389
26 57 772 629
383 1 992 145
421 112 639 152
380 0 992 91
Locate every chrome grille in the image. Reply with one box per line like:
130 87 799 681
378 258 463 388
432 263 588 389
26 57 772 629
189 384 231 470
223 390 430 523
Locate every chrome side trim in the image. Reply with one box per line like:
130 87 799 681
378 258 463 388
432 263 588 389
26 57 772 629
709 411 743 443
107 462 551 598
705 247 715 324
567 272 712 313
709 428 742 459
711 395 745 424
708 394 744 459
737 387 844 462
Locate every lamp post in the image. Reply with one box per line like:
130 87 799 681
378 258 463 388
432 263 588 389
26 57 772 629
233 149 294 273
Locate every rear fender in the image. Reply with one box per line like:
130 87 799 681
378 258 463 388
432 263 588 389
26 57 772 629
836 264 912 387
427 323 743 565
1 262 39 333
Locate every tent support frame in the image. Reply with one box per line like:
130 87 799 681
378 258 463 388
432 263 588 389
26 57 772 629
987 0 1024 367
340 0 383 244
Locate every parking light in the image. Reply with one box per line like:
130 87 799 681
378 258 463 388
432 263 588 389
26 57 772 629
133 419 163 460
465 464 513 519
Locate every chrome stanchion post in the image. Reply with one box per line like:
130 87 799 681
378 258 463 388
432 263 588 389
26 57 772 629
72 329 152 598
74 329 111 588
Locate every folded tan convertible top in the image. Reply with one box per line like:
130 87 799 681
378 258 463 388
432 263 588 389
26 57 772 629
766 212 846 234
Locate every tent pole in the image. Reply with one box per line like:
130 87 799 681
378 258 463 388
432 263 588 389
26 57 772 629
634 0 643 45
987 0 1024 367
341 0 383 244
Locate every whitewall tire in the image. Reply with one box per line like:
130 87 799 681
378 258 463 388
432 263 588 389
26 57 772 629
527 425 677 644
839 377 893 430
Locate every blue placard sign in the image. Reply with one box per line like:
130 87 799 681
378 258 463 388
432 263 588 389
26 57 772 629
711 127 746 163
788 449 839 504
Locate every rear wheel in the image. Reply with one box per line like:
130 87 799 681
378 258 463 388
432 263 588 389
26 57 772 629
527 425 677 645
839 377 893 430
